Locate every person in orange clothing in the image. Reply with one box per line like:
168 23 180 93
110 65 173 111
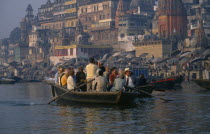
107 67 118 91
60 66 71 88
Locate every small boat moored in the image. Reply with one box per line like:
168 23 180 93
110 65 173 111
193 79 210 90
150 78 176 91
43 77 55 84
51 85 140 105
0 78 16 84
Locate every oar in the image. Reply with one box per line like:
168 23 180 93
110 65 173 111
48 78 95 104
124 85 174 102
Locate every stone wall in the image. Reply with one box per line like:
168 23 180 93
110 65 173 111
135 44 163 58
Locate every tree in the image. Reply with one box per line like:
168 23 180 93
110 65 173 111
9 27 21 43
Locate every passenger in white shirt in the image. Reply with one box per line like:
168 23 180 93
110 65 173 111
124 68 136 88
67 70 76 90
94 70 108 92
85 57 99 92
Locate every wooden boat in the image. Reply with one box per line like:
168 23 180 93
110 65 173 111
126 85 154 98
52 85 140 105
150 78 176 91
0 78 16 84
174 76 184 88
43 77 55 84
193 79 210 90
136 85 154 97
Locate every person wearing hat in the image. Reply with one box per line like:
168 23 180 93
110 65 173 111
124 68 137 88
54 65 64 85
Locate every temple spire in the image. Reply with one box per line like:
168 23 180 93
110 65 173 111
26 4 33 16
117 0 127 14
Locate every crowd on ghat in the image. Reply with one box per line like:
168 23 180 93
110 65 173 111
54 57 147 92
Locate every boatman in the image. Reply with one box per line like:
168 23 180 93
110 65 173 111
86 57 99 92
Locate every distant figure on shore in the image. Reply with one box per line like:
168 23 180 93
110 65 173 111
67 70 76 90
94 70 107 92
76 67 86 91
86 57 99 92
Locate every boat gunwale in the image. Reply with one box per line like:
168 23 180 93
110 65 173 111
53 84 139 96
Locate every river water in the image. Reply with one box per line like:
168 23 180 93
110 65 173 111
0 82 210 134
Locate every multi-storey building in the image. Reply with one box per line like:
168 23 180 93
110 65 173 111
64 0 78 28
77 0 120 46
28 26 52 63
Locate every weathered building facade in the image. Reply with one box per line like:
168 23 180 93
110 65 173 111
157 0 188 40
133 39 172 58
77 0 120 46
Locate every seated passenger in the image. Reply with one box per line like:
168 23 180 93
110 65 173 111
111 74 125 91
67 70 76 90
76 67 86 91
60 66 70 87
107 67 118 91
137 74 147 86
58 67 65 86
94 70 108 92
54 65 64 85
124 68 136 88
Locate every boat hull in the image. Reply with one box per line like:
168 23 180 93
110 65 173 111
193 79 210 90
131 85 154 98
52 85 139 105
150 78 176 91
0 79 15 84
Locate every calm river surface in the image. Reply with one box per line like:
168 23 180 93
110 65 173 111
0 82 210 134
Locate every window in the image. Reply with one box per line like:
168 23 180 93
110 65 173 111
70 48 73 56
120 34 125 38
130 23 135 26
129 33 135 36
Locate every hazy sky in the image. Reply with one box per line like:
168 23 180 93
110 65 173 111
0 0 47 39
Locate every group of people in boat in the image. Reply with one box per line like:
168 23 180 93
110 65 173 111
54 57 147 92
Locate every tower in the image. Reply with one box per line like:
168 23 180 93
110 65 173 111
20 4 34 44
195 7 208 48
75 20 84 36
115 0 128 28
26 4 33 17
158 0 187 40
